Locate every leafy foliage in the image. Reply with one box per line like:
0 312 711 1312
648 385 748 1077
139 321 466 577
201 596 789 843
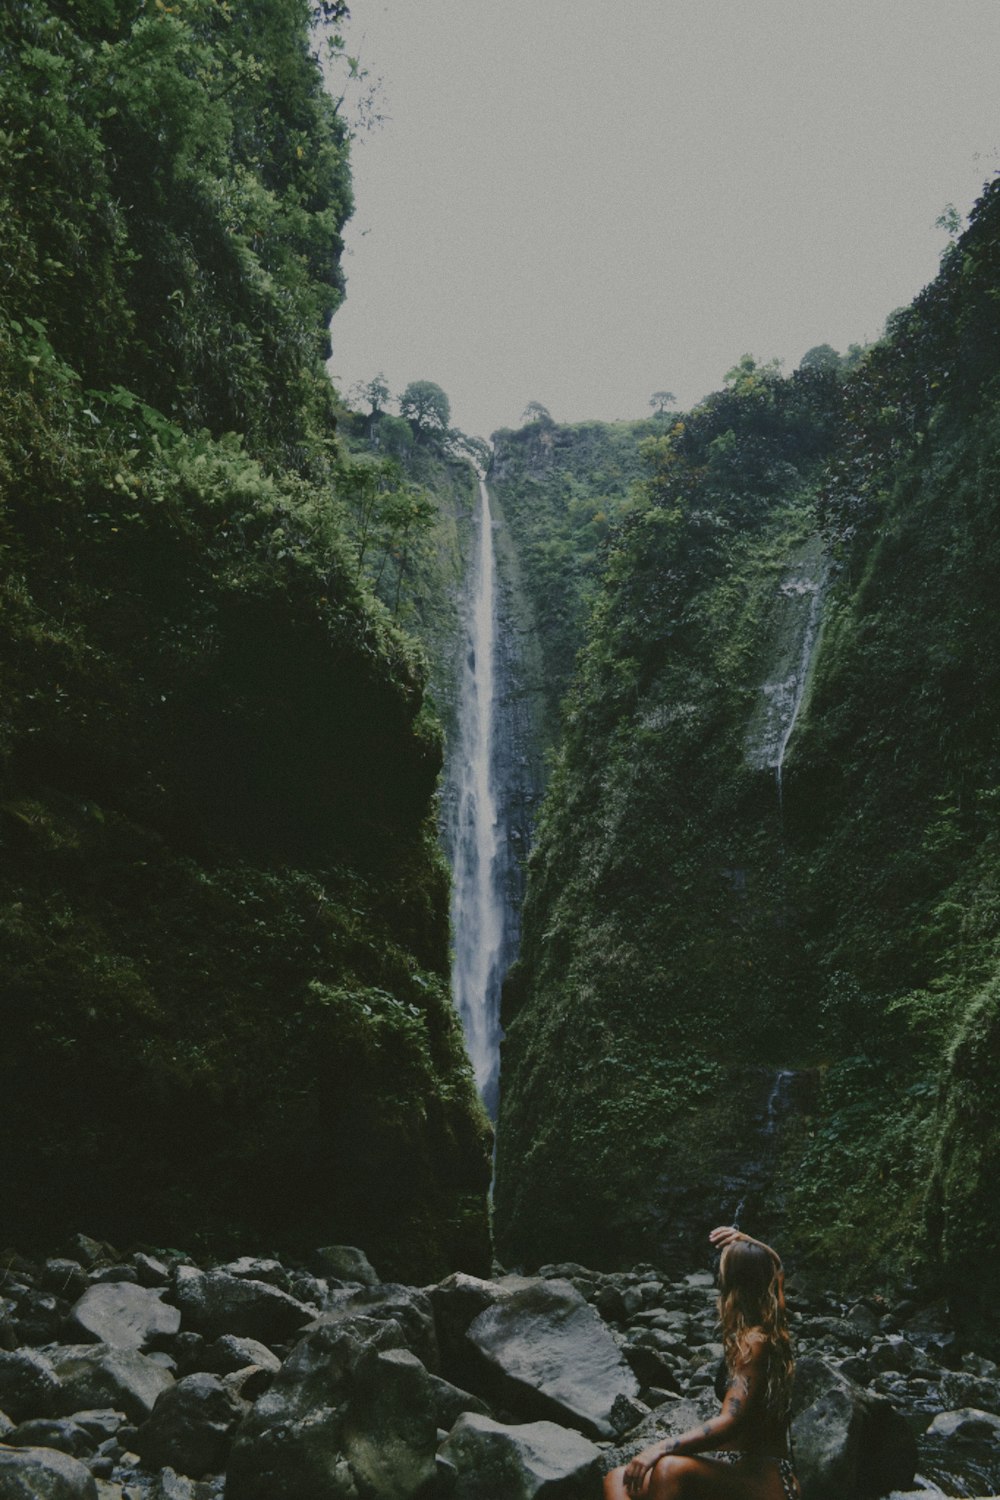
0 0 491 1276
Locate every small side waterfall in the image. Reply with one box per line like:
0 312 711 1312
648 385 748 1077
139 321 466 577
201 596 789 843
730 1068 796 1228
449 478 505 1117
745 534 828 804
774 576 826 808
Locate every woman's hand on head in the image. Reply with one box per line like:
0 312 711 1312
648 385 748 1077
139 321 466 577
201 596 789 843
709 1225 743 1249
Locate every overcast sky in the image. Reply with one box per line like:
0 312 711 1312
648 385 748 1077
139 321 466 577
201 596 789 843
326 1 1000 441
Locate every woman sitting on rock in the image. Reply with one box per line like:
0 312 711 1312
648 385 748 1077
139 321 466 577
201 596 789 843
604 1225 798 1500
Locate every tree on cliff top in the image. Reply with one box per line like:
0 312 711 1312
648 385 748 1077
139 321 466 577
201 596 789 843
399 380 451 441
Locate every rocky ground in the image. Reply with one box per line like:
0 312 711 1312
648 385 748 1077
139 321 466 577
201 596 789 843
1 1233 998 1499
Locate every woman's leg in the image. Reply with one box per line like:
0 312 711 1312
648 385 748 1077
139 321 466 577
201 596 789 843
604 1456 788 1500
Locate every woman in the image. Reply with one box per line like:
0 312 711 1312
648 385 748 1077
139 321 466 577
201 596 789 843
603 1225 798 1500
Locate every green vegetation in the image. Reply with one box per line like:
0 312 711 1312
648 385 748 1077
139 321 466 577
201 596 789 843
0 0 491 1279
496 183 1000 1337
494 361 845 1269
489 416 659 734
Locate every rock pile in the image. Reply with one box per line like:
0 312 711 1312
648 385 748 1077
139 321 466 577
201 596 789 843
0 1235 996 1499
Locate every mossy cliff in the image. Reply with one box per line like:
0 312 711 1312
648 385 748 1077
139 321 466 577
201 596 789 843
488 415 657 742
0 0 491 1278
494 182 1000 1340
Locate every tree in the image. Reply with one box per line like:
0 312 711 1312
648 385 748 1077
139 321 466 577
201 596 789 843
398 380 450 440
522 401 553 425
649 391 676 416
352 372 390 416
799 345 842 375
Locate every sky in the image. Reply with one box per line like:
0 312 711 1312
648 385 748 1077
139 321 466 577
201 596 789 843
325 1 1000 442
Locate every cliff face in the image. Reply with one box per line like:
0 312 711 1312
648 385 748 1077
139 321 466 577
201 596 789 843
494 181 1000 1336
488 417 656 742
0 0 491 1278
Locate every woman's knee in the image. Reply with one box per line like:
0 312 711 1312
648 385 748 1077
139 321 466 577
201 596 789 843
649 1455 700 1500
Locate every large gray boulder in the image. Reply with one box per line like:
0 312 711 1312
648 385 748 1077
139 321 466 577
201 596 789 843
171 1268 315 1344
464 1277 640 1439
791 1355 917 1500
306 1284 439 1372
69 1284 180 1351
48 1344 174 1425
0 1350 61 1422
340 1348 438 1498
439 1412 601 1498
0 1443 98 1499
225 1315 404 1500
135 1372 247 1478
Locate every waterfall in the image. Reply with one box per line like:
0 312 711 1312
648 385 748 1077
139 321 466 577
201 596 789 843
745 535 828 804
729 1069 797 1228
449 477 504 1118
774 575 826 808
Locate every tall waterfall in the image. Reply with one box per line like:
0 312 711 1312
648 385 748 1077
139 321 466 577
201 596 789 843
449 478 504 1117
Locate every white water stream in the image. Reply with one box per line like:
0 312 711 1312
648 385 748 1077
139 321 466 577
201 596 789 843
449 478 504 1117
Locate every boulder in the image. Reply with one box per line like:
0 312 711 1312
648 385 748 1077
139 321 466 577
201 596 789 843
427 1274 502 1380
425 1371 491 1430
5 1417 96 1457
135 1372 246 1478
69 1284 180 1351
65 1236 114 1270
225 1315 404 1500
940 1371 1000 1417
307 1284 439 1372
465 1278 640 1439
791 1355 917 1500
926 1406 1000 1441
0 1349 61 1422
311 1248 379 1287
340 1347 438 1498
868 1337 917 1374
0 1443 98 1499
40 1264 89 1303
49 1344 174 1425
170 1268 314 1344
219 1261 290 1293
12 1293 65 1345
439 1412 601 1498
200 1337 280 1379
598 1398 707 1474
132 1255 171 1289
149 1469 199 1500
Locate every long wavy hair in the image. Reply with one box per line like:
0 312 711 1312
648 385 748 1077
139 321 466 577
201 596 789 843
717 1240 795 1421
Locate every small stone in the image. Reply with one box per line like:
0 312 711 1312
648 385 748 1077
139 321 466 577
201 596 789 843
610 1392 651 1436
